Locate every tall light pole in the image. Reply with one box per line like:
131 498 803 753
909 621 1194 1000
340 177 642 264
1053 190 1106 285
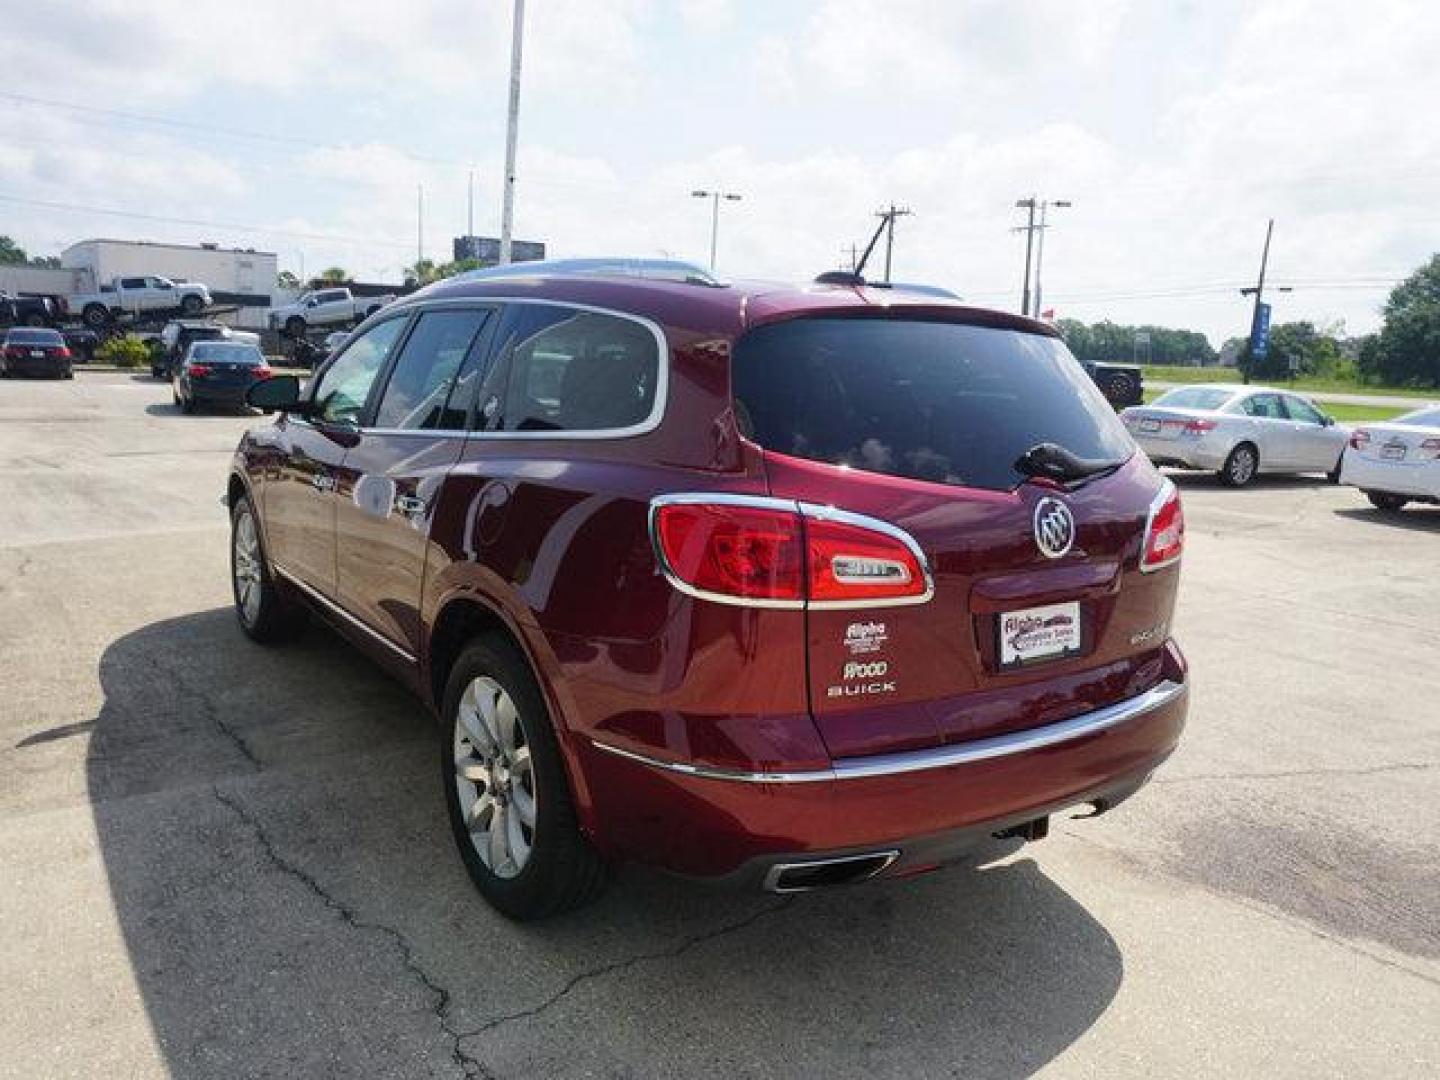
499 0 526 265
691 189 743 270
1032 199 1071 318
1014 197 1037 315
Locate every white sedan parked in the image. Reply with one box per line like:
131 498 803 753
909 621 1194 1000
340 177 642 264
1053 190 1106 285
1121 384 1350 487
1339 405 1440 512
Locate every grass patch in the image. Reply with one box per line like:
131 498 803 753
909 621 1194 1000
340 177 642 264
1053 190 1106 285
1139 364 1439 399
1139 388 1408 422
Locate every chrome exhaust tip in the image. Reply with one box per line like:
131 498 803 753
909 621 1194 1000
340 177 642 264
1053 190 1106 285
762 850 900 893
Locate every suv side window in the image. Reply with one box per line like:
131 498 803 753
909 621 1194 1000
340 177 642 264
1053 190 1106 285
495 305 659 433
372 309 491 430
1242 393 1284 419
120 277 146 289
309 317 407 425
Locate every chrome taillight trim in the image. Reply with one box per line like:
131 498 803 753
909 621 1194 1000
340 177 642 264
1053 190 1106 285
1139 478 1182 574
591 677 1187 783
647 492 935 611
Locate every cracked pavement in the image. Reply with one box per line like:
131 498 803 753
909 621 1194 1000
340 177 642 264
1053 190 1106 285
1 373 1437 1078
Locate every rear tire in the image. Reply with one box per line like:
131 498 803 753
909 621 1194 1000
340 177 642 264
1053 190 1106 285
442 635 608 920
285 316 306 338
180 393 195 414
1220 443 1258 488
181 294 204 315
82 304 110 329
1366 491 1408 513
230 495 307 643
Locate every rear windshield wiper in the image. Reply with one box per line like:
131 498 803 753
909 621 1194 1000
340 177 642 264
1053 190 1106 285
1014 442 1126 486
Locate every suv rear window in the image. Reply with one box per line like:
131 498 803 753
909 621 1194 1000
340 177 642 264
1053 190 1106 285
733 317 1132 492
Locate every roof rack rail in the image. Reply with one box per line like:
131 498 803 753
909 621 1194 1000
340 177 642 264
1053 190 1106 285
456 257 726 288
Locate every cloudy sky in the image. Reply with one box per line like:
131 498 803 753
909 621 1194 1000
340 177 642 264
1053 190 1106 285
2 0 1437 343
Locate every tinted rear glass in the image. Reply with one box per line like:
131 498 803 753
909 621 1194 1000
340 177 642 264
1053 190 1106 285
1152 387 1236 411
6 328 63 344
733 318 1132 492
192 342 264 364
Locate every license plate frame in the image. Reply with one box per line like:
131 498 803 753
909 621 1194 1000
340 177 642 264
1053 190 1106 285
1382 444 1407 460
997 601 1083 670
1139 418 1161 433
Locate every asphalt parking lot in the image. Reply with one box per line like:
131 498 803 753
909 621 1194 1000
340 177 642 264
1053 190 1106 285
2 371 1437 1079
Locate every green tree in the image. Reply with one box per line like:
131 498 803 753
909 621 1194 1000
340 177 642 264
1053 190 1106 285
0 235 26 265
275 270 301 290
318 266 349 284
1370 255 1440 387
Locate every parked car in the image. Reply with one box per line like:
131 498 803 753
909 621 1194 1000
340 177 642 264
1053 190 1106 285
229 259 1188 919
268 287 394 338
173 340 271 413
153 320 229 378
1081 361 1144 408
1 327 74 379
72 276 212 329
0 290 65 328
61 328 99 364
1121 384 1349 487
1339 405 1440 512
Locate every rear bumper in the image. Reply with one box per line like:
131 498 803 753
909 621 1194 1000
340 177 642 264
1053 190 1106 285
1133 435 1228 471
189 383 256 405
1340 453 1440 501
3 356 69 376
580 659 1188 881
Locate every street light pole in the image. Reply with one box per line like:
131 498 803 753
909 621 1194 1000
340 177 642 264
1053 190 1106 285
499 0 526 265
1014 197 1037 315
1032 199 1071 318
691 189 743 270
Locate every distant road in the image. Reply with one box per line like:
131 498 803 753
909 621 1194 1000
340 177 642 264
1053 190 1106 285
1149 380 1435 409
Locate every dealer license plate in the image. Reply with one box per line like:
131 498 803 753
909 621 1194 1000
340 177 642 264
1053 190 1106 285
998 601 1082 669
1139 418 1161 433
1382 445 1407 460
29 349 44 358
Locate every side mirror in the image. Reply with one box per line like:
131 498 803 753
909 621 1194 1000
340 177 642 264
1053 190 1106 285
1322 414 1335 427
247 374 307 415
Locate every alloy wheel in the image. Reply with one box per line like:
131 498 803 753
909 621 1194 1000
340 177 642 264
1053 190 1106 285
1229 446 1256 486
453 676 536 879
232 509 263 626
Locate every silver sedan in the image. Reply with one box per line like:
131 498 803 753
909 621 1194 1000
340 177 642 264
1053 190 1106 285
1121 384 1350 487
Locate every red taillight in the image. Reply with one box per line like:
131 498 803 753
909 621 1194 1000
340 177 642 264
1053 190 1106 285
805 512 928 604
1181 419 1217 435
254 364 272 378
56 346 71 359
654 501 804 603
187 363 211 377
1350 429 1371 450
651 498 930 607
1140 481 1183 573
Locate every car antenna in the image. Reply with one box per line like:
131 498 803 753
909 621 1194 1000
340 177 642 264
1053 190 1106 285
815 206 910 288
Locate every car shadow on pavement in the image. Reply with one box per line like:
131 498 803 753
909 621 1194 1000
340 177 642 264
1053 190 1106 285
88 609 1124 1080
1333 506 1440 531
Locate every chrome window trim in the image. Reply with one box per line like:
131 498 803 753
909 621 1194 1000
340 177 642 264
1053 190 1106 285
381 295 671 441
591 677 1186 783
1138 478 1181 574
272 564 417 664
646 492 935 611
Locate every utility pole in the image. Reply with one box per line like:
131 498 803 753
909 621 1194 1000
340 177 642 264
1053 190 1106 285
840 243 860 271
690 189 743 270
877 204 913 282
467 170 474 242
1238 219 1291 384
1014 197 1037 315
1031 199 1071 318
417 183 424 268
499 0 526 265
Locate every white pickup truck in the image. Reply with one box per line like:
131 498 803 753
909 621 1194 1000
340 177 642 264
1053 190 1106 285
268 287 395 337
72 276 213 328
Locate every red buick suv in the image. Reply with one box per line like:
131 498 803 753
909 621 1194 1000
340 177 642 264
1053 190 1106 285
230 259 1187 919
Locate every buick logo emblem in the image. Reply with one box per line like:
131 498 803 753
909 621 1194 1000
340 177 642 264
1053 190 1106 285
1033 498 1076 559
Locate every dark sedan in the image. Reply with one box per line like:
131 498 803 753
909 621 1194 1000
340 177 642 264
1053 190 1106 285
1 328 74 379
173 341 272 413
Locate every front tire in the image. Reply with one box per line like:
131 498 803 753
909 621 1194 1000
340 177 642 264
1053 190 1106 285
181 294 204 315
230 495 307 643
1366 491 1408 513
82 303 110 329
442 636 607 920
1220 443 1259 488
